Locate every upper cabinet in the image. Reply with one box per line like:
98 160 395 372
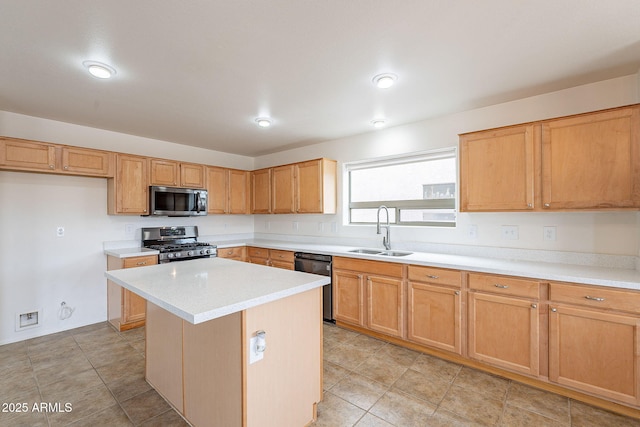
251 158 337 214
460 104 640 212
206 166 250 214
107 154 149 215
150 159 205 188
0 137 114 177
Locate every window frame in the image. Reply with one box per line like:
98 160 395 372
345 148 457 227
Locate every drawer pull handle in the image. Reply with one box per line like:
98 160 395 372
427 275 439 279
585 296 605 302
136 261 147 266
494 284 509 289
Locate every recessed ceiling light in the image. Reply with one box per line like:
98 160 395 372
371 119 386 128
255 117 271 128
82 61 116 79
372 73 397 89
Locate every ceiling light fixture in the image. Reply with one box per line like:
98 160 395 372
82 61 116 79
255 117 271 128
372 73 397 89
371 119 386 128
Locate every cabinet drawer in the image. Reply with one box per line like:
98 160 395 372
408 265 461 287
269 249 294 263
468 273 540 299
218 246 246 260
123 255 158 268
247 247 269 259
333 257 403 278
549 282 640 314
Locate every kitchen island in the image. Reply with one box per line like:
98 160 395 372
105 257 330 427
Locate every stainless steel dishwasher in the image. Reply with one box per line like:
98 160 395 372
294 252 333 322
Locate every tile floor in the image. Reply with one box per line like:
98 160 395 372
0 321 638 426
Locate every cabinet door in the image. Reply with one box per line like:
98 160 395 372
228 169 250 214
180 163 205 188
0 138 56 172
468 292 540 376
110 154 149 214
150 159 179 186
296 159 337 214
541 106 640 209
460 125 536 211
272 164 296 214
217 246 247 261
61 146 114 177
207 166 229 213
549 305 640 405
408 282 461 354
333 269 365 326
367 275 405 338
122 255 157 326
251 168 272 213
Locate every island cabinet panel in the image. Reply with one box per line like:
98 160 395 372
548 281 640 406
467 273 541 377
108 154 149 215
407 266 462 354
244 287 322 427
145 302 184 413
251 168 272 213
541 106 640 209
106 254 157 331
460 124 536 211
183 312 242 427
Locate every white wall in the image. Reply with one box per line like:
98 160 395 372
253 74 640 259
0 115 255 345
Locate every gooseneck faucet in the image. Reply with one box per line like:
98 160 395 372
376 205 391 250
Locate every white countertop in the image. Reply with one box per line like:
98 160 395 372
104 247 159 258
105 257 330 324
217 240 640 291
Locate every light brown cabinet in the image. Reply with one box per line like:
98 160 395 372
272 164 296 213
150 159 205 188
216 246 247 261
251 168 272 214
460 104 640 211
407 265 462 354
206 167 250 214
0 137 114 177
467 273 541 377
548 282 640 406
107 254 158 331
333 257 404 338
108 154 149 215
247 246 294 269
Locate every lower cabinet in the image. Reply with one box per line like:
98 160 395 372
549 282 640 406
217 246 247 262
407 265 462 354
247 246 294 270
467 273 541 377
106 254 158 331
333 257 404 338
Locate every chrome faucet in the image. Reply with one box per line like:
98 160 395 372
376 205 391 250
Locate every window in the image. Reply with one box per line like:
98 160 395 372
346 148 457 227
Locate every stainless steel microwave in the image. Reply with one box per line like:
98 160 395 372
149 186 208 216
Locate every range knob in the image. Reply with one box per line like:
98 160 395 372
175 252 182 258
167 253 174 258
205 249 212 254
187 250 194 256
199 250 205 255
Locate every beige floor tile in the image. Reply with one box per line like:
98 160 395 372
349 333 387 353
324 323 359 344
500 404 569 427
67 404 134 427
74 326 124 349
323 360 351 390
46 384 117 426
506 382 570 423
410 353 461 382
429 409 478 426
96 352 145 384
106 371 153 402
26 330 74 351
392 367 452 405
354 412 395 426
120 389 172 425
452 366 509 401
39 368 104 401
375 343 420 367
33 354 95 387
0 365 39 402
439 384 504 426
0 351 31 374
0 406 48 427
312 392 367 427
570 400 640 427
27 334 79 357
354 353 408 386
139 409 191 426
331 372 389 410
29 342 86 371
83 340 139 368
326 342 374 370
0 339 27 357
120 326 145 342
369 389 436 427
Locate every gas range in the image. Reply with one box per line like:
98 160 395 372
142 226 217 263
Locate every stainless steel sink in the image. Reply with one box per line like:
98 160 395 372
348 248 383 255
378 250 413 257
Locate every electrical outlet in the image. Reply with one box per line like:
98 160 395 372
543 226 557 241
468 224 478 239
293 221 299 231
125 224 134 235
56 226 65 237
501 225 519 240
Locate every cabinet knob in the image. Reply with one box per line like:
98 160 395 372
551 308 557 312
544 203 550 208
494 284 509 289
49 164 55 169
63 166 69 170
454 291 460 295
527 203 532 208
531 303 537 309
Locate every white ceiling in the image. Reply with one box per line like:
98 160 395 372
1 1 640 157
